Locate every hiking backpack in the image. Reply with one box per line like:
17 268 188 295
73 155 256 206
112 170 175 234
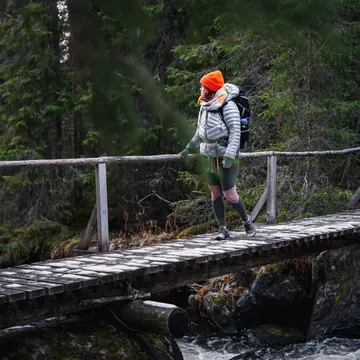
218 85 251 149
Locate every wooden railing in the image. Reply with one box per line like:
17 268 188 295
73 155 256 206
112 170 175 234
0 147 360 253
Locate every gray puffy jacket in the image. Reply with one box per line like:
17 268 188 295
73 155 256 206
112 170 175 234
185 83 241 159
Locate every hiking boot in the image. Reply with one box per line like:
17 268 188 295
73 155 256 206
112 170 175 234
215 226 230 241
243 216 256 237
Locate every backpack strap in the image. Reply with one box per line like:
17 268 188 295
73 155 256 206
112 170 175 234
217 100 232 132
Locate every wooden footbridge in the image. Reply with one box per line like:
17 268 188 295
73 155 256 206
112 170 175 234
0 209 359 330
0 148 359 330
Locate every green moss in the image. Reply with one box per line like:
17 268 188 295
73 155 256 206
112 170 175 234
0 221 74 267
144 332 169 352
52 236 82 258
266 327 294 337
48 324 149 360
252 260 290 277
263 261 289 273
212 293 234 308
177 219 217 238
276 186 352 223
231 285 247 295
335 278 350 305
256 215 266 223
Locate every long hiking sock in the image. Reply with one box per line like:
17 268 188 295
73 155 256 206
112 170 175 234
229 198 248 222
212 196 226 227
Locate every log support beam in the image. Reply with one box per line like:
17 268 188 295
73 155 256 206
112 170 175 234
111 300 189 338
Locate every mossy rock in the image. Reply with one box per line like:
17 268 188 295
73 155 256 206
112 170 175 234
248 324 305 345
0 221 74 267
309 244 360 340
172 196 213 227
0 317 183 360
176 219 217 238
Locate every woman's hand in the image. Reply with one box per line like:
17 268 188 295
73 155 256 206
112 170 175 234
179 148 190 157
222 157 232 168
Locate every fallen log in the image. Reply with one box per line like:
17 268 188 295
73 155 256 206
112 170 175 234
0 289 151 331
111 300 189 338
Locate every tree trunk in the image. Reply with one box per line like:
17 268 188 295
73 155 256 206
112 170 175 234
0 0 15 12
66 0 89 159
66 0 95 210
46 0 63 159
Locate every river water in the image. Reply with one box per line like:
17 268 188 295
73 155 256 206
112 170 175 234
177 334 360 359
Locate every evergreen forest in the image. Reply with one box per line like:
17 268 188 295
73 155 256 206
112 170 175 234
0 0 359 265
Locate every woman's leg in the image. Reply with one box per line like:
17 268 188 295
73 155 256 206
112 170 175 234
220 162 247 221
207 169 229 239
220 160 256 236
207 171 225 227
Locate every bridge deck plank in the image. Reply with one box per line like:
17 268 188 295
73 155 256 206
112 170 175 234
0 286 26 302
0 209 358 308
0 281 46 299
0 268 94 291
0 276 63 295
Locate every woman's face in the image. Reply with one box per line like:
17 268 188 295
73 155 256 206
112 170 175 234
200 86 214 100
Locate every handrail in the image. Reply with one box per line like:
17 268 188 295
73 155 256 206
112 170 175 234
238 146 360 157
0 146 359 168
1 146 359 253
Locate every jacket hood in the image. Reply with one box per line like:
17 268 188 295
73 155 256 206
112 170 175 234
200 83 239 111
224 83 239 101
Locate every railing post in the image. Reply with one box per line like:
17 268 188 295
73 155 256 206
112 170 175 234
266 155 277 224
95 163 109 252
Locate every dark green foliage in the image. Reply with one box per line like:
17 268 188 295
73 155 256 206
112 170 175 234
0 3 61 160
0 221 70 267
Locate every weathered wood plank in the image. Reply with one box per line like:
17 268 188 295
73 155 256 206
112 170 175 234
72 249 98 256
0 287 26 303
22 261 121 282
0 276 63 296
0 282 45 299
43 257 154 279
347 186 360 209
0 268 91 291
0 284 138 330
78 204 97 250
5 264 114 284
251 186 268 222
96 163 109 252
17 265 99 287
0 148 360 169
266 155 277 224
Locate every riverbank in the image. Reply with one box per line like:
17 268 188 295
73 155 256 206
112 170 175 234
176 242 360 360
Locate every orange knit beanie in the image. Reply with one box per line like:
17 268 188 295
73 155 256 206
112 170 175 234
200 70 225 92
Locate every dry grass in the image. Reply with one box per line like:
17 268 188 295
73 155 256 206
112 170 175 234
51 214 182 258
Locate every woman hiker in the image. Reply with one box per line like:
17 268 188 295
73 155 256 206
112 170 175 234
179 70 256 240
